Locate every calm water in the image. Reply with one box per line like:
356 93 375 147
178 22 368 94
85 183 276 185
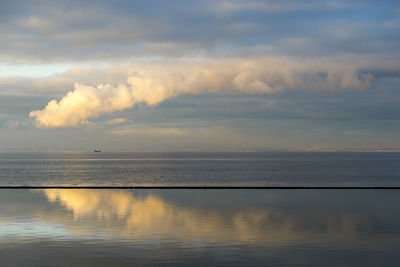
0 152 399 186
0 189 400 266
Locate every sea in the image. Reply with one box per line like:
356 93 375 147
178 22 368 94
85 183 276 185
0 152 399 186
0 152 400 266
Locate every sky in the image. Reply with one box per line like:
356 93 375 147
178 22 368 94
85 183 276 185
0 0 399 152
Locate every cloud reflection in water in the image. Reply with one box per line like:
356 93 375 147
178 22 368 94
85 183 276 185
38 189 387 246
1 189 400 266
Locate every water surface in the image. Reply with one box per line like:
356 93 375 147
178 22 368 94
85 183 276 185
0 189 400 266
0 152 399 186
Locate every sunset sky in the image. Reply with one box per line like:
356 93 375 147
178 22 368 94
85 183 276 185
1 0 399 152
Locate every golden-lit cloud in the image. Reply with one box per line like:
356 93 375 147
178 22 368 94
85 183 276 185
105 118 128 125
29 58 388 128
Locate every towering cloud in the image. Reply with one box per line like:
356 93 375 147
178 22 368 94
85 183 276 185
29 58 383 128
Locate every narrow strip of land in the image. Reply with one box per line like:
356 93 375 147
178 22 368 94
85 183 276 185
0 186 399 189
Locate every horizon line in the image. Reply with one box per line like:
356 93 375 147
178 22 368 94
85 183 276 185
1 186 400 190
2 150 400 153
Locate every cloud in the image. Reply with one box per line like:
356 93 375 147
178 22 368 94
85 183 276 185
109 129 135 136
5 120 29 129
215 0 357 14
110 126 187 136
105 118 128 125
1 0 399 62
30 82 136 127
29 58 397 128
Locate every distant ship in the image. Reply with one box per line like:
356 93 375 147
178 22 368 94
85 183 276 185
94 149 101 152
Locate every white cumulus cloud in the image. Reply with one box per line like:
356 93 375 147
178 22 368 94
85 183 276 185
29 58 389 128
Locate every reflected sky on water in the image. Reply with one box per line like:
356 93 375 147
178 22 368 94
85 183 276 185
0 189 400 266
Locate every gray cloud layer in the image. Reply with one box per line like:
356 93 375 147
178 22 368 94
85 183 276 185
1 0 400 151
0 0 399 62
